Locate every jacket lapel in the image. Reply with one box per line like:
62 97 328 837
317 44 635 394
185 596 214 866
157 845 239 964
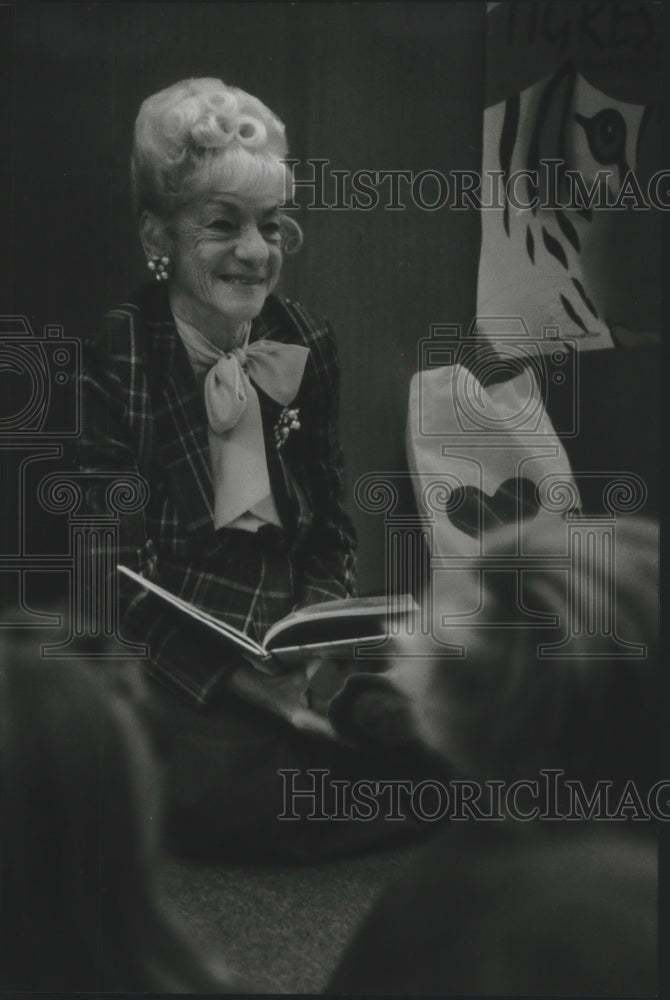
141 286 216 543
252 299 313 546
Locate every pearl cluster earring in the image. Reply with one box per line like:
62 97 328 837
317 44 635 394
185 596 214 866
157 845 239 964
147 255 170 282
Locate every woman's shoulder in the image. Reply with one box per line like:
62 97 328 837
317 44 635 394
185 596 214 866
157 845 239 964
106 281 170 328
88 282 169 352
261 294 339 373
261 294 332 338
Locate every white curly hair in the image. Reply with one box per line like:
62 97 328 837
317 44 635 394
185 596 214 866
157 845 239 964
131 78 301 250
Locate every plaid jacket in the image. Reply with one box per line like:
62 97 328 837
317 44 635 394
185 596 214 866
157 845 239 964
75 281 357 706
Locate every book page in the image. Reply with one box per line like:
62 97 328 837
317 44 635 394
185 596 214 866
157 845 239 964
264 594 419 651
117 565 266 659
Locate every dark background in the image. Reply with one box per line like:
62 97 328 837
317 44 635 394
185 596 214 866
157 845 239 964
1 1 484 597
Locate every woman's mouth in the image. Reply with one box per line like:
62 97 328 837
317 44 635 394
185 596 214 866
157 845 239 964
220 275 265 285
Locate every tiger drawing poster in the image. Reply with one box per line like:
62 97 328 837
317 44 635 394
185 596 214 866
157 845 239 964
478 1 662 352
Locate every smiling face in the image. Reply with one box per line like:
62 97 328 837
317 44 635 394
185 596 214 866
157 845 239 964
152 178 284 348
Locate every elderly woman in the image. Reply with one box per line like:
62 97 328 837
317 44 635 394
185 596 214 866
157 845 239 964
76 78 424 861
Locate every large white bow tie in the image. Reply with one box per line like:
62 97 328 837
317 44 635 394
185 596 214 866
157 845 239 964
174 316 309 529
204 340 309 434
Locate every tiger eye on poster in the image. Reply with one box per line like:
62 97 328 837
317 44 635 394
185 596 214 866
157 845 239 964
479 0 661 352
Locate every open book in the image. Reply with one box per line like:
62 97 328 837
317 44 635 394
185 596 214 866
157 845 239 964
118 565 418 671
118 565 418 741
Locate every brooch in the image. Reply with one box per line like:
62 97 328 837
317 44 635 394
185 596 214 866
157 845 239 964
273 407 300 450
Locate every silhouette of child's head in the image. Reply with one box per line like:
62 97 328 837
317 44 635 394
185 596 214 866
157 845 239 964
0 630 241 993
392 516 659 785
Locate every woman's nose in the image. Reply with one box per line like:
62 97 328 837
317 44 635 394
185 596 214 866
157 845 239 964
234 225 269 266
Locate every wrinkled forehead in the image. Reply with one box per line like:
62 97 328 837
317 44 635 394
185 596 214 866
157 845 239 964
186 149 291 208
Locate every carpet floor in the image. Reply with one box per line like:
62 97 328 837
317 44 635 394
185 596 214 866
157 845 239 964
160 845 418 993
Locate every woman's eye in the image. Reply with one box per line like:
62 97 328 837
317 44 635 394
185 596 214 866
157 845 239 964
262 221 281 238
210 219 236 233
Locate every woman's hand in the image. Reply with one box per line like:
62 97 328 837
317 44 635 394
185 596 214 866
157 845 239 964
303 657 349 715
227 661 339 740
